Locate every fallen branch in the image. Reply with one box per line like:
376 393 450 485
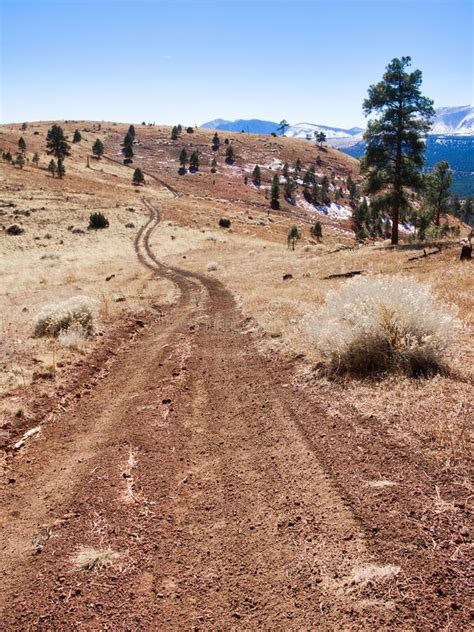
323 270 365 280
407 247 442 262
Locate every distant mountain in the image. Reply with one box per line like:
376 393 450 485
430 106 474 135
200 118 279 134
201 108 474 196
285 122 363 143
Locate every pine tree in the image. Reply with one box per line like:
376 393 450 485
353 198 370 237
4 151 12 163
362 56 434 245
127 125 136 141
48 159 56 176
46 125 71 162
15 154 25 169
252 164 261 186
278 120 289 136
321 176 330 203
18 136 26 154
123 131 134 159
287 225 301 250
303 170 312 189
177 124 182 133
314 131 326 147
171 126 179 140
179 148 188 167
334 188 342 203
212 132 220 151
21 122 28 131
92 138 105 159
189 150 200 171
295 158 302 174
132 167 145 185
462 198 473 225
225 145 235 164
32 152 40 166
270 174 280 209
211 157 217 174
310 221 323 241
425 161 452 226
57 158 65 178
282 162 289 181
284 177 297 202
73 129 82 143
311 181 320 204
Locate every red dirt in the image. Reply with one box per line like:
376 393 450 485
0 199 471 630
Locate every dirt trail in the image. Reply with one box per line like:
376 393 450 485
1 196 405 630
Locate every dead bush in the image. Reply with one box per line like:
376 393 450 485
308 276 460 377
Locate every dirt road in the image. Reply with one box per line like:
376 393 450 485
0 198 450 629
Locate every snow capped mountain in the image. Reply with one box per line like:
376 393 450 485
200 118 279 135
285 122 363 142
430 106 474 135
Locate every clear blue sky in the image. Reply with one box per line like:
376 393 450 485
1 0 472 127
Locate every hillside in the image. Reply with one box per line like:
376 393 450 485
201 107 474 196
0 120 473 630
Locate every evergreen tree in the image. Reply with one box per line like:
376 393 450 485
320 175 330 203
177 124 182 133
278 120 289 135
48 159 56 176
282 162 289 180
308 164 316 183
295 158 302 174
73 129 82 143
287 225 301 250
315 131 326 147
171 126 179 140
211 157 217 174
189 150 200 171
353 198 370 237
225 145 235 164
362 56 434 245
303 170 312 189
212 132 220 151
57 157 66 178
425 161 452 226
284 177 297 202
132 167 145 185
179 148 188 168
15 154 25 169
127 125 136 141
4 151 12 163
21 122 28 131
270 174 280 209
32 152 40 166
310 221 323 241
252 164 261 186
18 136 26 154
311 181 320 204
334 187 342 203
46 124 71 162
316 154 322 166
92 138 105 159
462 198 473 226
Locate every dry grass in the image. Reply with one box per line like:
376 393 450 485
73 546 121 572
33 296 98 337
307 275 460 377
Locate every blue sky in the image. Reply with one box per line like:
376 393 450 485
1 0 472 127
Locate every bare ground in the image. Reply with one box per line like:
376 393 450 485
1 198 471 630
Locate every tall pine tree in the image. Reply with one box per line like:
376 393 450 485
362 56 434 244
425 161 452 226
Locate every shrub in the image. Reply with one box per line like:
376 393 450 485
89 212 109 229
58 324 87 350
308 276 460 377
207 261 218 271
33 296 98 338
218 217 231 228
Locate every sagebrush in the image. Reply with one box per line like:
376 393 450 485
33 296 98 338
308 276 460 377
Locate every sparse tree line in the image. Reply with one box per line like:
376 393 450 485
175 131 235 176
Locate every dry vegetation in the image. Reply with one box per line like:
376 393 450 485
1 119 472 473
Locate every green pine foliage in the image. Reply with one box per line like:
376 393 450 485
362 56 434 244
252 164 261 185
132 167 145 185
46 125 71 161
270 174 280 209
425 161 452 226
92 138 105 159
287 225 301 250
73 129 82 143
